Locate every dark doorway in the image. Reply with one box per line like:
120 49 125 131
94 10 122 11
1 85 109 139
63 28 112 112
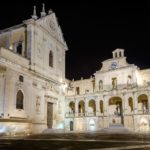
16 42 22 55
47 102 53 128
70 121 74 131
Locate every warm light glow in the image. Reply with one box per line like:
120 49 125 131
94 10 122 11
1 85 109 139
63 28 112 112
135 70 143 86
0 126 7 133
61 83 68 93
57 123 64 129
89 119 95 131
76 119 84 131
9 45 13 50
0 123 30 135
139 117 149 132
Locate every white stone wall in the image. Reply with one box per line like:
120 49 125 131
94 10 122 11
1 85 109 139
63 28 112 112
0 11 67 134
67 78 94 96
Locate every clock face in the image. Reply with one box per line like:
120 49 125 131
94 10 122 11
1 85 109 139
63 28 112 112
111 62 117 69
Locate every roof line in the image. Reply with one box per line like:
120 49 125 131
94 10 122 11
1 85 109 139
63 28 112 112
0 23 24 34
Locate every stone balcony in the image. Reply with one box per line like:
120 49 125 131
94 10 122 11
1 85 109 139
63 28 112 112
0 47 29 68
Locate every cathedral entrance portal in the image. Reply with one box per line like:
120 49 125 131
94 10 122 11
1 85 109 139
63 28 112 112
109 97 123 125
47 102 53 128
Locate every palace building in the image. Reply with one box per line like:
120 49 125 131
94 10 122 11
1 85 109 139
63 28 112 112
65 48 150 133
0 5 150 135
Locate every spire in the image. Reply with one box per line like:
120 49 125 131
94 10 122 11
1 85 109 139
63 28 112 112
41 3 46 17
32 6 38 20
48 9 53 15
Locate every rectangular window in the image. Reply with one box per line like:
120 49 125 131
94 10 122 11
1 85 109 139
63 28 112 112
19 75 24 82
15 41 23 55
76 87 80 95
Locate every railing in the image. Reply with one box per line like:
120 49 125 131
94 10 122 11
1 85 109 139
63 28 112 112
109 115 122 124
65 112 75 117
65 112 97 118
65 111 150 118
86 112 96 116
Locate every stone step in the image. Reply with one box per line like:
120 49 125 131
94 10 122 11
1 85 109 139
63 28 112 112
42 129 65 134
99 124 130 133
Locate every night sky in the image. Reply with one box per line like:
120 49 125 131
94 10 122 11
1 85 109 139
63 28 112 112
0 1 150 80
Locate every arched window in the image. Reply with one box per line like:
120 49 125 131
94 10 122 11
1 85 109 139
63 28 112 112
49 51 53 67
16 90 24 109
99 80 103 90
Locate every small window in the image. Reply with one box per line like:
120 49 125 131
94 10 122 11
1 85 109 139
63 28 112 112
100 100 104 113
19 75 24 82
16 42 23 55
16 90 24 109
119 51 122 57
76 87 80 95
49 51 53 67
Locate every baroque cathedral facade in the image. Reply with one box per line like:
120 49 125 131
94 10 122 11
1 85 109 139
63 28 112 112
0 5 150 135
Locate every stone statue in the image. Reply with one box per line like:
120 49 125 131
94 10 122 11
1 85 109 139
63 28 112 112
36 96 41 113
112 78 117 89
114 104 120 115
99 80 103 90
127 75 132 87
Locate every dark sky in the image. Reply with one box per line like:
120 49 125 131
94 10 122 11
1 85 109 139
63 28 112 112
0 1 150 80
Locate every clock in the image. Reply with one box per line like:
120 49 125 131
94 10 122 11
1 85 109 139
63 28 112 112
111 62 117 69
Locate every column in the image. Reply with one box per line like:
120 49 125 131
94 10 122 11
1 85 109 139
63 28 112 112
123 94 127 115
75 99 78 117
103 96 109 116
133 92 138 114
103 95 109 128
147 93 150 113
95 98 100 116
85 98 88 116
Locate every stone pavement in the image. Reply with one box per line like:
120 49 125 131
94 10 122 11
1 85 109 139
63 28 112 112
1 126 150 150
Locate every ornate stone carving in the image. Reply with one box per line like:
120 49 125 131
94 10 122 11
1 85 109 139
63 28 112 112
36 96 41 113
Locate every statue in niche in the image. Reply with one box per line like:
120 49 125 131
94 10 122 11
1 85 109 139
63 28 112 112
114 104 120 115
36 96 41 113
127 75 132 87
143 102 148 114
99 80 103 90
116 104 120 115
112 78 117 89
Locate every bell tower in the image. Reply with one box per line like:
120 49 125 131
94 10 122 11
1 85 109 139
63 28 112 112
112 48 124 58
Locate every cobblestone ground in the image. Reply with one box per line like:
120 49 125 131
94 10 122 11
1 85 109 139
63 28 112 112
1 132 150 150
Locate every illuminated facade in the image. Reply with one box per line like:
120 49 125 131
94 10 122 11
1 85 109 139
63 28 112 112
0 5 67 135
65 49 150 133
0 6 150 135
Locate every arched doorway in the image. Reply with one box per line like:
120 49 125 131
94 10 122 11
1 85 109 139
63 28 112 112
70 121 74 131
138 94 148 114
69 101 75 116
109 97 123 125
78 100 85 116
88 100 96 116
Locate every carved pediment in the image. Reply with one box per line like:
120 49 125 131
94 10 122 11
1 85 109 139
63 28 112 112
36 13 67 49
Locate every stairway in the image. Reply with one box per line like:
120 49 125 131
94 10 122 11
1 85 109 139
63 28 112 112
99 124 130 134
42 128 65 134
